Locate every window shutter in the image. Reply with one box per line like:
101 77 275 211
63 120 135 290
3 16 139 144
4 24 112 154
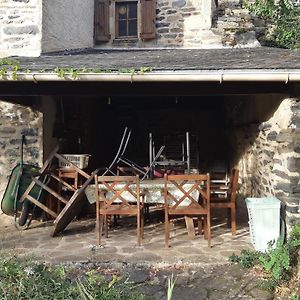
94 0 110 42
140 0 156 40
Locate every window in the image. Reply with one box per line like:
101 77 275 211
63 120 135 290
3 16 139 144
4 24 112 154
94 0 156 43
116 2 138 38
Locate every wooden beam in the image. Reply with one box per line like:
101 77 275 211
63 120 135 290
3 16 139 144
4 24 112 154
51 173 76 192
20 145 59 203
32 177 68 204
26 194 58 218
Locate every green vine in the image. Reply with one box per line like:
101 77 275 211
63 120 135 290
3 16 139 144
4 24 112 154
0 59 152 81
244 0 300 49
0 59 20 79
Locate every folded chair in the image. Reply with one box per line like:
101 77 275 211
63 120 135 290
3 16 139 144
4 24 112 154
103 127 147 177
164 173 211 248
210 168 239 235
150 132 191 177
94 175 144 246
19 146 95 232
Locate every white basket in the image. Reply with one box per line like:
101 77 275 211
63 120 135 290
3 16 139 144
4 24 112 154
59 154 90 169
245 197 281 252
293 0 300 6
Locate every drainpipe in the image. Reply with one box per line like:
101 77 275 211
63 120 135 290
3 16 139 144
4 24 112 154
1 72 300 82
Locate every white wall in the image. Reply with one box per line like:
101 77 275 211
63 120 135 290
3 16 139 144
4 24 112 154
42 0 94 53
0 0 42 58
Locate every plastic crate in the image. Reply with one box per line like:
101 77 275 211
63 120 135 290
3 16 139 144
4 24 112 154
59 154 90 169
293 0 300 6
245 197 281 252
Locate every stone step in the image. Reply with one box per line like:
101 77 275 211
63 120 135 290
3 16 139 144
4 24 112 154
221 30 260 47
218 0 243 10
211 27 224 35
215 20 255 30
217 15 251 22
214 8 250 17
210 0 259 48
201 34 223 45
224 8 251 17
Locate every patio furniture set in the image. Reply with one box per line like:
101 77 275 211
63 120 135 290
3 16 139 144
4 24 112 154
92 169 239 248
4 129 239 248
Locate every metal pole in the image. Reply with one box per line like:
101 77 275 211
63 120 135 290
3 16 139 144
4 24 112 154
186 131 190 174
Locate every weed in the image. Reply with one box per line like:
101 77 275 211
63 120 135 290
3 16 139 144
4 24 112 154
229 249 260 268
229 224 300 291
167 274 176 300
259 239 291 282
0 254 145 299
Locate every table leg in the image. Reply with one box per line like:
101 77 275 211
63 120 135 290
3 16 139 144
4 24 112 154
185 216 196 239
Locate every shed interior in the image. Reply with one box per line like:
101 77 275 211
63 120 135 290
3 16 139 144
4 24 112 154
51 95 230 175
3 90 283 179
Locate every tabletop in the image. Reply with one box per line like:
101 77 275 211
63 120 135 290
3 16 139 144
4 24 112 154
84 179 198 205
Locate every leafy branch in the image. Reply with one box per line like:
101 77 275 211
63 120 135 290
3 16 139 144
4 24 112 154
244 0 300 49
0 58 153 80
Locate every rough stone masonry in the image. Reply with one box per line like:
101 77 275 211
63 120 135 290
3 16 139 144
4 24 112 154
228 96 300 230
0 101 43 216
0 0 42 57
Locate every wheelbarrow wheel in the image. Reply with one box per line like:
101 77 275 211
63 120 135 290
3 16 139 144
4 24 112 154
15 201 31 230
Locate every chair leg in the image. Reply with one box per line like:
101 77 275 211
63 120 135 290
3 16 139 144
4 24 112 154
137 211 141 246
231 205 236 236
98 215 104 245
104 216 109 238
141 210 144 239
96 205 100 244
113 215 118 227
227 208 231 228
203 216 208 240
206 214 211 248
144 203 150 221
165 212 170 248
198 217 203 236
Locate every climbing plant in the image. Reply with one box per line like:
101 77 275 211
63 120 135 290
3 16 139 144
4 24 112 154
244 0 300 49
0 58 152 80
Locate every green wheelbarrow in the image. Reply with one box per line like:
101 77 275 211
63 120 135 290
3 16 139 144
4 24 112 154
1 135 47 229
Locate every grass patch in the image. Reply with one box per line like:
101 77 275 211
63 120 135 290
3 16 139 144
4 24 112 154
0 254 145 300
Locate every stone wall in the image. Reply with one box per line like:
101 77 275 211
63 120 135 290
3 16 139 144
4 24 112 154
42 0 94 53
101 0 215 48
0 100 43 214
226 95 300 229
154 0 213 47
0 0 42 58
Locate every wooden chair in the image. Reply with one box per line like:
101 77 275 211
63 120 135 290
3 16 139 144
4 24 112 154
164 173 211 248
20 146 92 220
94 175 144 246
210 168 239 235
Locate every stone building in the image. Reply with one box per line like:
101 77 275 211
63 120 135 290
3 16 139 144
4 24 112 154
0 0 257 57
0 0 299 232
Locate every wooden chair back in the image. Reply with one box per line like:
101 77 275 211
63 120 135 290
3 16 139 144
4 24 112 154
164 174 210 214
210 168 239 236
94 175 143 246
228 168 239 203
164 173 211 247
95 175 140 214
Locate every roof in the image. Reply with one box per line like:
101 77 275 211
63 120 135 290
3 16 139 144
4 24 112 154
1 47 299 87
13 47 300 72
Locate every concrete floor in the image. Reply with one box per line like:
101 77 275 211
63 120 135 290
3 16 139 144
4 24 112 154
0 213 253 264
